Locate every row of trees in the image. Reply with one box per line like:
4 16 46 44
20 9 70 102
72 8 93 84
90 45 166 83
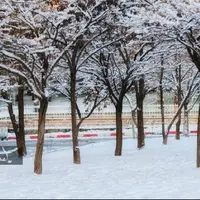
0 0 200 174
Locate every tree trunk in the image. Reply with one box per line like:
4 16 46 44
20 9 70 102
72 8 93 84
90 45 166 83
136 78 145 149
71 67 80 164
34 98 48 174
197 102 200 168
131 109 137 139
159 67 166 144
115 106 123 156
175 65 182 140
165 86 192 141
7 103 19 141
17 79 27 157
176 101 181 140
137 100 145 149
176 116 181 140
32 93 35 101
183 103 189 137
132 124 136 139
1 90 26 157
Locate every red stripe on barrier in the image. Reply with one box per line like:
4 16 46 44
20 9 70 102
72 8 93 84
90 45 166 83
144 132 151 135
30 135 38 139
190 130 197 134
168 131 176 134
83 133 98 137
57 134 71 138
8 136 16 140
110 133 125 136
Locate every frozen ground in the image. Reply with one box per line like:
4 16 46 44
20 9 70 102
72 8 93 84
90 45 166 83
0 136 200 199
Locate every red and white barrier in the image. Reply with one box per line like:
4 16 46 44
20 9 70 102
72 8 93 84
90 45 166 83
6 130 198 140
190 130 197 134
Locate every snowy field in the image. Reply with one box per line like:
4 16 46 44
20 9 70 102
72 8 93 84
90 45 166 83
0 136 200 199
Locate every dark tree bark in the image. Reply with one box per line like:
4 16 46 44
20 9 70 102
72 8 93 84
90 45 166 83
34 97 48 174
31 93 35 101
34 53 49 174
17 79 27 156
159 66 166 144
71 64 80 164
135 78 145 149
1 89 26 157
183 103 189 137
197 102 200 168
115 104 123 156
175 65 182 140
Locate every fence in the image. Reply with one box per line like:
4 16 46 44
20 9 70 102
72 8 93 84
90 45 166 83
0 104 199 121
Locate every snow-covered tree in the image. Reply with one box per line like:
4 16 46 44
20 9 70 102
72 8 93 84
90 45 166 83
181 67 200 137
114 0 200 166
0 0 123 172
84 31 158 153
0 0 60 174
49 67 108 145
0 0 103 173
45 0 121 163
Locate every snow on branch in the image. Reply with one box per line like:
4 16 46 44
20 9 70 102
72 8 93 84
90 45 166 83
0 98 12 104
0 63 41 99
1 50 33 75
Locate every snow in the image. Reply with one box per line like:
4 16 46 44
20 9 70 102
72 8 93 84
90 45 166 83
0 98 12 104
0 136 200 199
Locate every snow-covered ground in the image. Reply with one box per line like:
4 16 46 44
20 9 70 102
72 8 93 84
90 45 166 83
0 136 200 199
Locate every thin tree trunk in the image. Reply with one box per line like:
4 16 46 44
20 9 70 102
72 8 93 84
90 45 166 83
131 109 137 139
175 66 182 140
115 106 123 156
176 108 181 140
176 117 181 140
131 109 138 127
197 102 200 168
7 103 18 140
71 67 80 164
34 98 48 174
160 100 166 144
137 100 145 149
164 81 194 143
17 79 27 156
136 78 145 149
183 103 189 137
1 90 26 157
159 67 166 144
32 93 35 101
